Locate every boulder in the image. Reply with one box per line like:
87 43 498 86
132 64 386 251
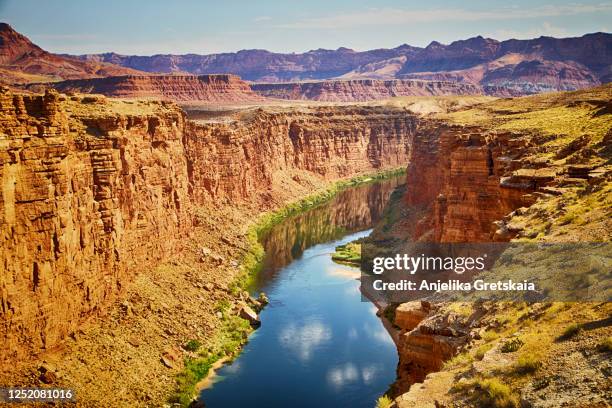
238 304 261 328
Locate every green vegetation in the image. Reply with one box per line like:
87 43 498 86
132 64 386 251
331 242 361 265
184 339 202 352
500 338 524 353
376 395 393 408
169 306 252 406
169 167 406 406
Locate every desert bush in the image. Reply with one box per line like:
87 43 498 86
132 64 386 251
558 323 582 340
514 354 541 374
596 337 612 352
475 343 494 360
476 378 519 408
376 395 393 408
184 339 201 352
501 338 524 353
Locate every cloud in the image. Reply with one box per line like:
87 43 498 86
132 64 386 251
278 320 332 362
277 3 612 29
326 363 382 389
253 16 272 22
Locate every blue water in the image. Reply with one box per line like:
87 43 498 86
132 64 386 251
199 179 401 408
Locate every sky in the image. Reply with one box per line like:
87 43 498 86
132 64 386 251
1 0 610 55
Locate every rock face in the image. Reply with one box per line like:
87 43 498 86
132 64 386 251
45 75 265 103
251 79 481 102
184 106 414 203
0 23 143 84
403 122 537 242
0 89 415 366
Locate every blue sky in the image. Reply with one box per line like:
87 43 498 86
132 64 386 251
1 0 610 55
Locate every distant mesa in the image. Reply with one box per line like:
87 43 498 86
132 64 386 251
251 79 483 102
41 74 265 103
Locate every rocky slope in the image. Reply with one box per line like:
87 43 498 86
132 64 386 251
0 88 414 371
42 74 265 103
251 79 481 102
364 84 611 406
0 23 143 84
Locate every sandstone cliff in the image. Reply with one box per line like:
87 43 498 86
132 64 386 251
0 89 414 367
251 79 482 102
42 74 265 103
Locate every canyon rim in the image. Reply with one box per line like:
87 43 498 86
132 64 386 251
0 2 611 408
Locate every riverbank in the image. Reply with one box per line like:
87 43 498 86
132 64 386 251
174 167 406 406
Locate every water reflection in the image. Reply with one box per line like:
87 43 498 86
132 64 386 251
199 176 403 408
278 320 333 362
257 177 403 286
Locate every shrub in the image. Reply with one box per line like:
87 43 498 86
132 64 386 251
515 354 541 374
501 338 524 353
184 339 201 352
376 395 393 408
596 337 612 352
559 323 582 340
476 378 519 408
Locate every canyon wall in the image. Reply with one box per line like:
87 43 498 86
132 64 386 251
0 89 415 366
41 74 265 103
251 79 482 102
403 122 538 242
184 106 414 204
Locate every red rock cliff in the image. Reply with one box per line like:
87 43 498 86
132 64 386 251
43 74 265 103
0 89 416 366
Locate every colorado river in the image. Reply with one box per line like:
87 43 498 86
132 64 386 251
199 177 403 407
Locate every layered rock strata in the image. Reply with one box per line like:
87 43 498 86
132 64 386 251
251 79 481 102
42 74 265 103
0 89 414 366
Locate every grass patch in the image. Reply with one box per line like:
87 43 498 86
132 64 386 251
514 354 541 375
475 343 494 360
184 339 201 352
443 352 474 370
476 378 519 408
331 242 361 265
596 337 612 352
558 323 582 341
376 395 393 408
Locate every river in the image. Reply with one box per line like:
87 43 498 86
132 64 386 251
199 176 403 407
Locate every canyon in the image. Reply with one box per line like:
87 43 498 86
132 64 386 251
0 87 413 368
0 80 610 407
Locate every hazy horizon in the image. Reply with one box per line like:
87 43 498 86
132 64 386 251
1 0 610 55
